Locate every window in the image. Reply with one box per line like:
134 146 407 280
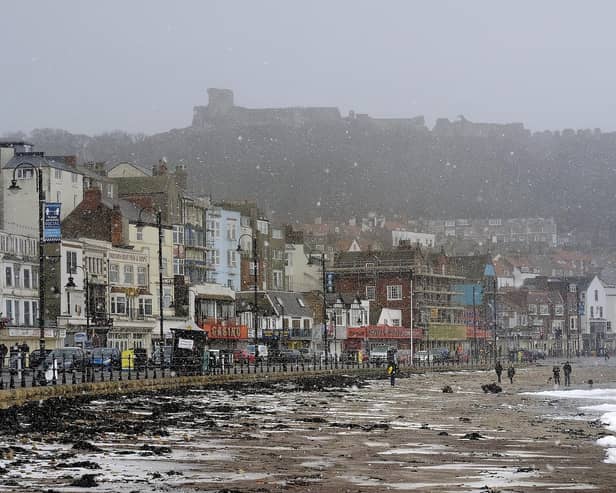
136 227 143 241
109 263 119 283
600 306 604 318
227 250 237 268
16 168 33 179
173 225 184 244
208 220 220 238
226 219 237 241
71 173 78 183
391 318 401 326
14 301 20 326
173 258 184 275
528 304 537 315
163 286 172 309
257 220 269 235
66 251 77 274
111 295 126 314
554 304 564 316
23 269 30 289
539 304 549 315
23 301 30 326
272 228 282 239
5 267 12 287
209 249 220 266
5 300 12 321
273 270 283 289
595 289 599 302
139 298 153 316
32 301 38 324
387 285 402 300
56 191 61 202
32 268 38 288
137 266 147 285
123 265 134 284
590 306 594 318
366 286 376 301
227 279 234 290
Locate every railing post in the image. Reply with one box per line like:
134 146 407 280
128 354 132 380
61 355 66 385
90 354 95 383
71 356 76 385
20 353 26 388
52 358 57 385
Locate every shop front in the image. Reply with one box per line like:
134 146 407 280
345 325 420 362
201 321 249 353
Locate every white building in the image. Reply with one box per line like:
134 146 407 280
392 229 435 249
3 152 84 237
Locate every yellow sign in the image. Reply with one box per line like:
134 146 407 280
427 324 467 340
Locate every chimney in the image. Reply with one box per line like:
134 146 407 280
82 188 102 207
111 204 124 246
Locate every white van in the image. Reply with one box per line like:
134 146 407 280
246 344 268 361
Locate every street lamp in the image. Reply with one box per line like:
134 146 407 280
307 252 328 361
8 162 46 382
237 233 258 352
65 265 90 343
484 262 498 366
135 208 164 351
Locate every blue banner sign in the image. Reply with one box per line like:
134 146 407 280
43 202 61 242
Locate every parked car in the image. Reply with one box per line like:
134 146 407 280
274 349 301 363
28 349 52 369
89 347 121 369
40 347 87 370
233 348 254 364
299 348 313 362
246 344 268 362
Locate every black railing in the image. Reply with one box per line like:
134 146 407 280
0 349 499 392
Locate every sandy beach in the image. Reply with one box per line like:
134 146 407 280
0 359 614 492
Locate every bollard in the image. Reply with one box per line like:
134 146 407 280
61 356 66 385
100 359 105 382
136 360 140 380
90 354 96 383
52 358 57 385
127 354 132 380
240 360 244 374
9 369 15 389
144 361 149 379
109 361 113 381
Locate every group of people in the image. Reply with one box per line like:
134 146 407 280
494 360 516 384
494 360 574 387
0 342 30 370
552 361 572 386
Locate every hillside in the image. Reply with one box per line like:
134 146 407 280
9 90 616 240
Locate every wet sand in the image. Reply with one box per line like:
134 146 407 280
0 359 614 492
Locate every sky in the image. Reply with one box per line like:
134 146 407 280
2 0 616 135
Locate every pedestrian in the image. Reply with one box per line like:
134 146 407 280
563 361 572 386
552 365 561 385
507 365 515 384
388 362 397 387
0 343 7 369
495 360 503 383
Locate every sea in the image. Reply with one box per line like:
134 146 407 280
522 382 616 465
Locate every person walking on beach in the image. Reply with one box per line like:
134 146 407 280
563 361 572 386
495 360 503 383
552 365 561 385
388 362 397 387
507 365 515 384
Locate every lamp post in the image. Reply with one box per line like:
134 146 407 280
65 265 90 343
136 208 164 350
484 262 498 366
237 233 258 352
308 252 328 361
8 162 46 365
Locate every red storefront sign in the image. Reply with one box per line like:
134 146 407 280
202 323 249 340
347 325 419 339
